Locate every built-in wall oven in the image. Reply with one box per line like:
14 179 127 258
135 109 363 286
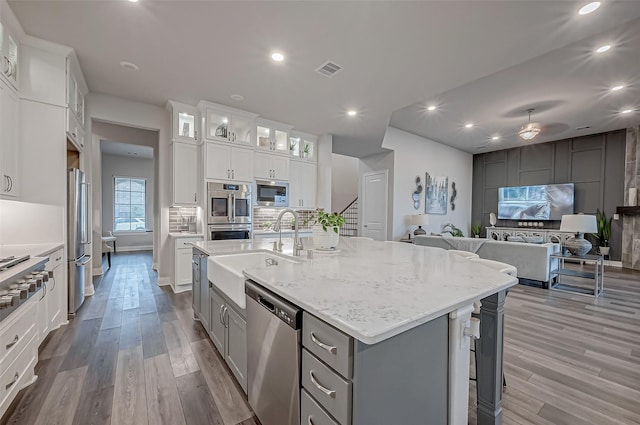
207 182 252 240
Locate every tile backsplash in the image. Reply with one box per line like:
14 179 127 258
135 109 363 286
169 207 198 232
253 208 316 231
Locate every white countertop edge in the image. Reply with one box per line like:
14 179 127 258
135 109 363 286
243 270 517 345
0 243 64 258
169 233 205 238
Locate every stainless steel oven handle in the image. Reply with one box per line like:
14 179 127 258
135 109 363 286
231 194 236 222
227 194 232 222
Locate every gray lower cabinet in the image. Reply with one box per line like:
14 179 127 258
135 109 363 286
208 285 247 393
301 311 448 425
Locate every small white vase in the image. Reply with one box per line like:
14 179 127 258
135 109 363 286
599 246 610 256
312 224 340 250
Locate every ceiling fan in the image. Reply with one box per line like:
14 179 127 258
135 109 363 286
518 108 542 141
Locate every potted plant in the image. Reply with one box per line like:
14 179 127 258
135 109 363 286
303 143 311 158
442 223 464 237
595 209 612 256
471 223 483 238
289 139 298 155
309 210 345 250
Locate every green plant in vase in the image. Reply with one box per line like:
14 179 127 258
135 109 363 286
442 223 464 237
308 210 346 250
303 143 311 158
595 209 612 255
471 223 483 238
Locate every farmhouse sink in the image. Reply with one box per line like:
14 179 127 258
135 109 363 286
207 251 301 309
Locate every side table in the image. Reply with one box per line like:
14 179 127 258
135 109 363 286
549 253 603 297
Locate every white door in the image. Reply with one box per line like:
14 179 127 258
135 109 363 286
362 170 388 241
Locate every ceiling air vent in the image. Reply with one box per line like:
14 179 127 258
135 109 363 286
316 61 343 78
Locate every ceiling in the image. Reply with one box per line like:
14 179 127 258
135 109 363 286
9 1 640 157
101 140 153 159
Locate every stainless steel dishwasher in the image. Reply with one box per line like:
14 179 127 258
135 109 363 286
246 280 301 425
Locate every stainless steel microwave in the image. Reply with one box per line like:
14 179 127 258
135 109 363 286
254 180 289 207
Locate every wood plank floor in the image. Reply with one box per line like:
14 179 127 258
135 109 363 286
1 252 639 425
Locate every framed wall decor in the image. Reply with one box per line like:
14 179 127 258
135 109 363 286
425 173 448 215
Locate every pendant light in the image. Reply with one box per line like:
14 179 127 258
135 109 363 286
518 108 542 141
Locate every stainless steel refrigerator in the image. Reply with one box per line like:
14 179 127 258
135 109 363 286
68 168 90 317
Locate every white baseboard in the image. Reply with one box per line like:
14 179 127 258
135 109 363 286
157 276 170 286
172 284 192 294
606 260 622 268
116 245 153 252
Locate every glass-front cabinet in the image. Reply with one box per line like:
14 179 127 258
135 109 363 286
169 101 199 143
0 21 19 89
290 131 318 161
200 101 258 145
255 118 292 154
66 56 87 126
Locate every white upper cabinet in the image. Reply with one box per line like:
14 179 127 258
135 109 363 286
254 151 289 181
255 118 292 155
205 142 254 183
199 101 258 145
0 79 20 199
0 21 19 90
168 101 199 143
172 142 199 206
66 55 87 125
289 131 318 162
289 160 316 209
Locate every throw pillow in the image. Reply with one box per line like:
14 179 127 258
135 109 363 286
507 236 526 243
523 236 544 244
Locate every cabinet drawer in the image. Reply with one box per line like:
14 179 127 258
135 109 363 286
301 389 340 425
176 237 202 249
0 302 36 366
303 312 353 378
46 248 64 270
0 333 37 408
302 349 351 425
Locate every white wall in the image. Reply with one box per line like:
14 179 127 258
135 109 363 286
331 154 359 213
86 93 169 282
381 127 473 240
101 153 154 251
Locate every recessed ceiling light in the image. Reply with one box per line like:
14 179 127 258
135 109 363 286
621 109 634 114
610 85 624 91
271 52 285 62
128 0 139 3
120 61 139 71
230 94 244 101
427 105 437 111
465 123 474 128
491 136 500 141
578 2 601 15
595 44 611 53
347 110 357 117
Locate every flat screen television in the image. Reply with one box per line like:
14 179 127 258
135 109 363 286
498 183 574 220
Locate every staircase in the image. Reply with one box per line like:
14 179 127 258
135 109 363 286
339 198 358 237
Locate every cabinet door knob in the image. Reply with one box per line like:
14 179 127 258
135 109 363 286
5 372 19 390
194 193 197 202
5 335 19 349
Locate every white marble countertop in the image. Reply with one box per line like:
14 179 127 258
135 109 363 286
192 238 517 345
168 232 205 238
253 229 312 235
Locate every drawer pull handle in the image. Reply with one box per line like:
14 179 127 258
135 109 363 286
6 335 19 349
6 372 19 389
309 370 336 398
310 332 337 354
308 416 315 425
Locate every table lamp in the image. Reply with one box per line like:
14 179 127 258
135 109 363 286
410 214 429 237
560 214 597 256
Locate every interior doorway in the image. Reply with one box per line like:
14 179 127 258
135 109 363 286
91 120 159 275
361 170 388 240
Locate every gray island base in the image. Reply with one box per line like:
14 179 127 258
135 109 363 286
192 237 515 425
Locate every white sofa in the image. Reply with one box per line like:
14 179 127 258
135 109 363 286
414 235 560 287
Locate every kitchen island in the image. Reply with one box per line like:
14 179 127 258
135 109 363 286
192 237 517 425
